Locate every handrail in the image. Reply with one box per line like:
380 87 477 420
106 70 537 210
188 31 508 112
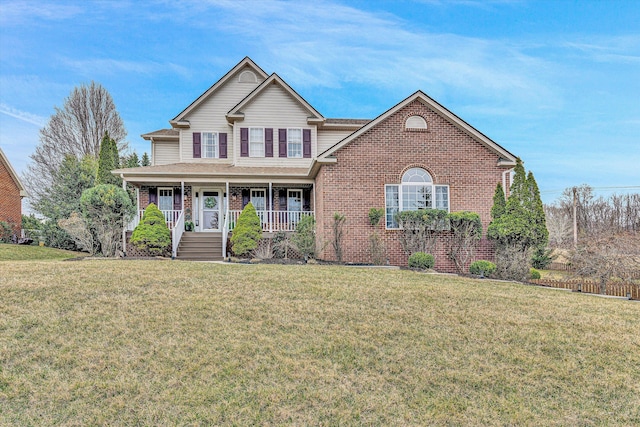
222 211 229 259
172 210 185 259
227 210 314 232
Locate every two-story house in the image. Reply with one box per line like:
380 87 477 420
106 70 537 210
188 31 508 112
116 57 517 270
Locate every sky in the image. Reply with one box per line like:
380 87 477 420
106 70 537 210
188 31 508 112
1 0 639 204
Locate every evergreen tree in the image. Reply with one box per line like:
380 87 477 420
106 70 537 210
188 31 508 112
526 171 548 248
141 152 151 166
96 132 118 185
230 202 262 256
491 183 506 220
126 151 140 168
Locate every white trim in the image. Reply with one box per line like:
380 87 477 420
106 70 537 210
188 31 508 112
384 180 450 230
157 187 174 211
287 128 303 158
249 127 265 157
287 189 303 212
199 188 224 232
201 132 219 159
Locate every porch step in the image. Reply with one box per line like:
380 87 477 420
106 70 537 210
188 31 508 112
177 232 224 261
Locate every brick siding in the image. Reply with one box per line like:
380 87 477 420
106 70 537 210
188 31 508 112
316 100 511 272
0 159 22 235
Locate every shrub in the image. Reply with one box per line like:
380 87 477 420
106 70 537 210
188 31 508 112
230 202 262 257
531 246 555 269
80 184 135 257
493 244 531 282
397 209 448 256
469 260 497 277
368 231 386 265
292 215 316 260
0 221 13 243
368 208 384 227
446 211 482 274
408 252 435 270
130 203 171 256
530 268 541 279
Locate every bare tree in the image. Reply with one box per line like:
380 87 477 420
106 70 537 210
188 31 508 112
570 232 640 294
24 81 127 201
544 205 572 247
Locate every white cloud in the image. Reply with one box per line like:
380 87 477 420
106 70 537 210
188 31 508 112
0 1 82 26
0 103 47 127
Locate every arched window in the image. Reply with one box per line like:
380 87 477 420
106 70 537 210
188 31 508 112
405 115 427 130
384 168 449 228
238 70 257 83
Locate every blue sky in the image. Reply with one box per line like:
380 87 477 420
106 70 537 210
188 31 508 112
1 0 639 203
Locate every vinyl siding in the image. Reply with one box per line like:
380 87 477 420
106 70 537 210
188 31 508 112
235 84 315 168
153 141 180 165
317 129 355 154
180 66 264 162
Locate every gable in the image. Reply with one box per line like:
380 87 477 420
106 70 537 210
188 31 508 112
238 82 316 126
319 91 516 166
0 148 27 197
170 57 269 126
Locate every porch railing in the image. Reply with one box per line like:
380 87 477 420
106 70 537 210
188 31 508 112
127 209 182 231
228 210 314 232
172 210 185 259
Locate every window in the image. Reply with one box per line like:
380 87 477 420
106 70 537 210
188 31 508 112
287 128 302 158
406 115 427 130
250 189 266 211
249 128 264 157
385 168 449 229
158 188 173 211
202 132 218 158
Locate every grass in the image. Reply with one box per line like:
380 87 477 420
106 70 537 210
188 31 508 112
1 261 639 425
0 243 85 261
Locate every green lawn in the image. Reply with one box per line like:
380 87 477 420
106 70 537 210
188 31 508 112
0 243 85 261
1 260 639 425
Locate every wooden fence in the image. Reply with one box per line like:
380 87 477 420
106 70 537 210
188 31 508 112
530 279 639 300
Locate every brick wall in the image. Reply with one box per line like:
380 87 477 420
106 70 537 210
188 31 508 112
316 100 511 272
0 159 22 234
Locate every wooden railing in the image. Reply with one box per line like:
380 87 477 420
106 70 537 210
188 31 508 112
530 279 639 300
172 210 185 259
228 210 313 232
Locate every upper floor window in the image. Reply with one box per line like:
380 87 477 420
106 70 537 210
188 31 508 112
405 115 427 130
385 167 449 229
202 132 218 158
238 70 257 83
249 127 264 157
287 128 302 158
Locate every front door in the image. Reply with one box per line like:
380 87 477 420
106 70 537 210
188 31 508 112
201 190 221 231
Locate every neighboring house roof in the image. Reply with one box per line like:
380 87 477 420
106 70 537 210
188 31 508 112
0 147 28 197
318 90 517 166
113 163 311 182
141 129 179 140
170 57 269 127
226 73 325 124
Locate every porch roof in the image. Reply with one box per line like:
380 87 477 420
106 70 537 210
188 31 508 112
113 163 313 184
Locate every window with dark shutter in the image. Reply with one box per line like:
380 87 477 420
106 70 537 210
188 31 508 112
303 129 311 158
279 129 287 158
278 190 288 211
193 133 201 158
240 128 249 157
265 128 274 157
148 187 157 205
219 133 227 158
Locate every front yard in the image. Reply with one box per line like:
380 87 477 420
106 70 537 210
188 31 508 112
1 260 639 425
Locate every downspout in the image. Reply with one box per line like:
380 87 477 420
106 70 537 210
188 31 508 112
502 168 514 197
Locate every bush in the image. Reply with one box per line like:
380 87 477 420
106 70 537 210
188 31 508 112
530 268 541 279
469 260 497 277
408 252 435 270
0 221 13 243
531 246 555 269
230 202 262 257
130 203 171 256
368 208 384 227
493 244 531 282
292 215 316 260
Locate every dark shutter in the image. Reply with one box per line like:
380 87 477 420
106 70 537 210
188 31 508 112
303 188 311 211
240 128 249 157
219 133 227 158
193 133 201 158
148 187 157 205
303 129 311 158
173 187 181 211
265 128 273 157
278 129 287 158
242 189 250 208
279 190 287 211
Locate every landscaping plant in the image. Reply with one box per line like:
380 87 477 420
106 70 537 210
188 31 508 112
230 202 262 257
469 260 497 277
130 203 171 256
408 252 435 269
292 215 316 260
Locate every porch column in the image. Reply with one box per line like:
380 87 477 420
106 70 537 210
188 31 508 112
181 181 184 211
312 182 316 215
224 181 229 259
269 182 273 233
